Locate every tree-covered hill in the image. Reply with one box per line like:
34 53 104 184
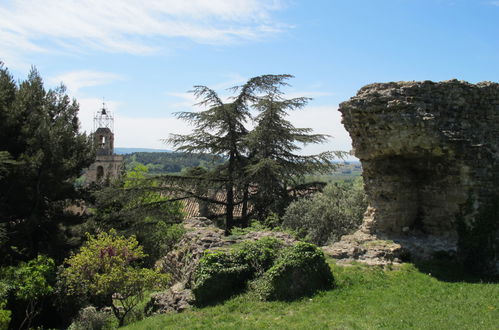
124 152 225 174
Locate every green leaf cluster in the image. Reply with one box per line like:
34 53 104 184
1 255 56 329
8 255 55 301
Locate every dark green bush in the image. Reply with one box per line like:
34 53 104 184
192 238 283 305
192 252 251 306
235 237 283 276
254 242 334 301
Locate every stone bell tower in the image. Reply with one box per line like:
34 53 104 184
86 103 123 183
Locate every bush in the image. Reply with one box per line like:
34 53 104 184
61 230 169 326
68 306 116 330
193 238 284 305
253 242 334 301
4 255 56 329
282 178 367 245
235 237 283 276
0 280 10 330
192 252 251 306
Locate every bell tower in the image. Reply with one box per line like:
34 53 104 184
85 103 123 183
93 106 115 156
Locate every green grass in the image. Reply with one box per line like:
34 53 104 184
124 261 499 330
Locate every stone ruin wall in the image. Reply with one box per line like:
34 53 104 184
337 80 499 269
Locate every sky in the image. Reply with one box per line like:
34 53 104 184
1 0 498 158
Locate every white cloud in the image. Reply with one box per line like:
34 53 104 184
0 0 288 66
49 70 124 94
115 116 192 150
287 105 353 155
489 1 499 5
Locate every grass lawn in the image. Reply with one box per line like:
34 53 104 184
124 261 499 329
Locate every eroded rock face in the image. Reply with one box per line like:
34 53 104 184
336 80 499 271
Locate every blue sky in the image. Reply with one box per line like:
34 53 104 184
1 0 498 156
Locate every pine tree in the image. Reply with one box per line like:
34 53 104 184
246 76 344 219
0 64 94 263
169 75 292 234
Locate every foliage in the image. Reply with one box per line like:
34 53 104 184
282 177 367 245
88 165 184 266
0 64 94 264
194 238 328 306
192 252 251 306
0 304 9 330
235 237 283 276
4 255 56 329
168 74 338 233
68 306 116 330
61 230 170 326
253 242 333 301
0 280 11 330
193 238 283 305
245 84 344 219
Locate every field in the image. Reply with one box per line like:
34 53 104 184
124 261 499 329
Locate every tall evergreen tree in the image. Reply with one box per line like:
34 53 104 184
169 75 291 234
246 77 344 219
0 64 94 263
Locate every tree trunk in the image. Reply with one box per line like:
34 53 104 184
225 182 234 236
241 184 249 224
225 151 235 235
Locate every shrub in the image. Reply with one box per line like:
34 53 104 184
192 252 251 306
253 242 334 301
61 230 169 326
0 280 10 330
68 306 116 330
193 238 284 305
235 237 283 276
5 255 56 329
282 178 367 245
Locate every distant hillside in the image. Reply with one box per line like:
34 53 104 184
124 151 225 174
114 147 171 154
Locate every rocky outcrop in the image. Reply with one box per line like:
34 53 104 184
148 218 299 314
332 80 499 271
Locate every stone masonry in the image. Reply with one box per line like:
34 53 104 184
328 80 499 271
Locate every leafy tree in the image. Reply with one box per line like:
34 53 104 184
168 75 299 234
61 230 169 327
246 77 344 219
4 255 56 329
0 64 94 263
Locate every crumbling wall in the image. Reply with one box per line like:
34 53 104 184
337 80 499 271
